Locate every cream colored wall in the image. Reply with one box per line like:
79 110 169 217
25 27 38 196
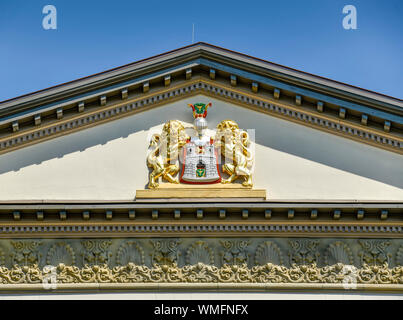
0 95 402 201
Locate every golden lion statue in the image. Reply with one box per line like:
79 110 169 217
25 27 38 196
147 120 188 189
215 120 253 187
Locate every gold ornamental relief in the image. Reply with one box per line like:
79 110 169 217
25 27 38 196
144 102 258 197
215 120 253 187
147 120 188 189
0 263 402 287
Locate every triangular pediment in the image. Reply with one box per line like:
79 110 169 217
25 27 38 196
0 43 402 201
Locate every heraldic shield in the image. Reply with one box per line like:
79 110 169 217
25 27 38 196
180 103 221 184
145 102 255 191
180 135 221 184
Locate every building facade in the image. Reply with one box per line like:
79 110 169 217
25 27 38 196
0 43 402 297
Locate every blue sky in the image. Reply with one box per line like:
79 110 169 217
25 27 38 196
0 0 402 101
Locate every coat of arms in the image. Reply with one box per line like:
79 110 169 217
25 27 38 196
146 102 253 189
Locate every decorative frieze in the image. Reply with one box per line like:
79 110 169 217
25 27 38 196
0 238 399 270
0 239 402 289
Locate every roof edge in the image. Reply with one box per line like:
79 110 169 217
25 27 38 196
1 42 402 109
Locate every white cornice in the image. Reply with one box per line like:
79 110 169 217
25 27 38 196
0 80 402 156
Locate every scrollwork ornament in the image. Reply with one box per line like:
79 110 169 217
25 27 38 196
0 263 399 285
288 240 319 265
81 240 112 266
358 240 391 266
220 240 250 266
10 241 42 266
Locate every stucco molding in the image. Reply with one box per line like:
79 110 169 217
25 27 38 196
0 262 401 293
0 223 401 238
0 237 401 269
